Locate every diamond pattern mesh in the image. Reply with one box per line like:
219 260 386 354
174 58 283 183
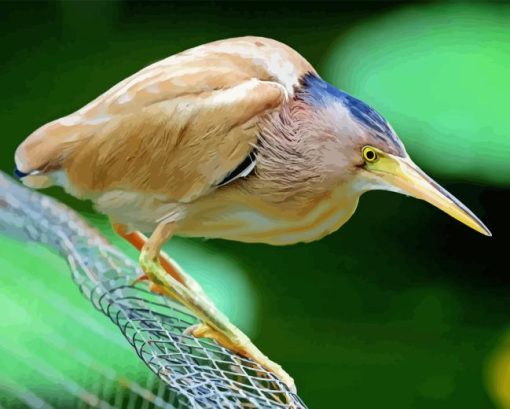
0 171 306 409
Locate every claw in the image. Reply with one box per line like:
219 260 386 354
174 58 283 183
131 273 167 296
184 323 239 351
184 322 240 357
183 323 204 337
131 273 149 286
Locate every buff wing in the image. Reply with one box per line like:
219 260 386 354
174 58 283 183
15 36 314 202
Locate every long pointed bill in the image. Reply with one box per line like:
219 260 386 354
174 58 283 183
373 155 491 236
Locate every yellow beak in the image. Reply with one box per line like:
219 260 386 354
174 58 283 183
371 154 491 236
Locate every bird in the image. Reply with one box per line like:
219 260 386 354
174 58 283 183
14 36 491 392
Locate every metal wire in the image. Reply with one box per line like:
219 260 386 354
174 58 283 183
0 314 179 409
0 171 306 409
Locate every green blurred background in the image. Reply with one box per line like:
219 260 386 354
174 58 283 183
1 1 509 408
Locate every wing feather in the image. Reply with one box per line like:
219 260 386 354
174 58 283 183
15 36 315 202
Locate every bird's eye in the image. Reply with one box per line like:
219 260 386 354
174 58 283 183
362 146 378 163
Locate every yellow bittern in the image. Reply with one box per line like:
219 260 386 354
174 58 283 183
14 36 490 392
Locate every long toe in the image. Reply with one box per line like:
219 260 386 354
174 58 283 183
184 322 296 393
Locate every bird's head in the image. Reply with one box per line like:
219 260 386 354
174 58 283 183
297 73 491 236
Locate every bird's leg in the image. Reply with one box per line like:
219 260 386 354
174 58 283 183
111 222 203 295
138 222 296 393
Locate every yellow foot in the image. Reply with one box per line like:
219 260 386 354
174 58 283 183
138 252 180 300
185 322 296 393
139 250 296 393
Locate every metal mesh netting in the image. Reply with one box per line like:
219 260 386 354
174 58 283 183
0 171 306 409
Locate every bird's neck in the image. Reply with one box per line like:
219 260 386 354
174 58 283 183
254 98 352 204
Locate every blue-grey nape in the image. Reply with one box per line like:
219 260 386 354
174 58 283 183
298 73 402 151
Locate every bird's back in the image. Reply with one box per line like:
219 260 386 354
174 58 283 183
14 37 314 202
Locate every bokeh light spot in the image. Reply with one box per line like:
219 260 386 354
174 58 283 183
323 3 510 184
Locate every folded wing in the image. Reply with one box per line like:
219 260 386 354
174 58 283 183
15 36 314 201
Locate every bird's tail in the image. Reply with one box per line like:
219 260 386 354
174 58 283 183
14 116 87 189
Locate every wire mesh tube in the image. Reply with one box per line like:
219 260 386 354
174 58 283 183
0 171 306 409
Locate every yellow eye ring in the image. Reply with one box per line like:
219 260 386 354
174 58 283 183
362 146 378 163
